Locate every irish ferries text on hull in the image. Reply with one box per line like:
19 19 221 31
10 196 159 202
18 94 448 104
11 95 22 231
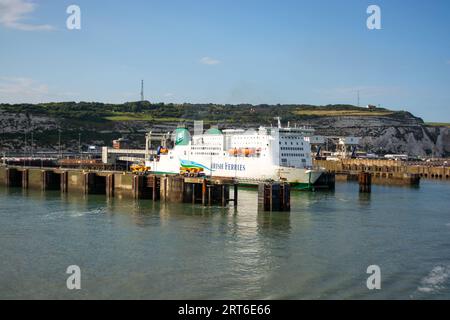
146 124 325 189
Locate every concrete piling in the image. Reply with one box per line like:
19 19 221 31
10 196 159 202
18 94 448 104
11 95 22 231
358 172 372 193
221 185 226 206
160 175 184 203
5 168 22 187
258 182 290 212
112 173 133 198
160 175 235 206
0 167 5 185
150 175 160 201
60 171 68 193
209 182 230 206
314 172 335 190
106 174 114 198
132 175 143 199
131 175 156 199
28 169 44 189
21 169 29 189
41 170 61 191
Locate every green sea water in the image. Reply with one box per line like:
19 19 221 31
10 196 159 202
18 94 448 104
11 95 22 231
0 180 449 299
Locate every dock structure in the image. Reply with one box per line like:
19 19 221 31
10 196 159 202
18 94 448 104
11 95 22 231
0 166 237 207
314 159 425 186
160 175 238 207
258 182 290 212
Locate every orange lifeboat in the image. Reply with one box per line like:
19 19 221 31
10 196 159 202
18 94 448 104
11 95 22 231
243 148 255 157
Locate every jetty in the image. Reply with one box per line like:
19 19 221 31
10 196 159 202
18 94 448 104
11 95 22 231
0 166 238 207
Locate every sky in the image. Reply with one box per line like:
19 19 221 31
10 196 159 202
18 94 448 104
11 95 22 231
0 0 449 122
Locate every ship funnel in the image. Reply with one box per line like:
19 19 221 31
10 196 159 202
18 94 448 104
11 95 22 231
194 120 204 136
274 117 282 128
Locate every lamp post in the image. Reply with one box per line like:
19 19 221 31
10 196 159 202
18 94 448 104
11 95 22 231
31 131 34 158
58 129 62 159
79 133 82 169
23 132 26 167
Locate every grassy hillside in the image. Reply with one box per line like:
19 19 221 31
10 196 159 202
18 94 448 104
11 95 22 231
2 101 448 156
0 101 418 124
425 122 450 128
293 109 394 117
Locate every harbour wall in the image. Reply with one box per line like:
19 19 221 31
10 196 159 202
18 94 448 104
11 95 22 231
314 159 449 185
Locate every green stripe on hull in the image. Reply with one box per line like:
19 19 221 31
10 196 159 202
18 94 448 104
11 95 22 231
238 182 314 191
290 182 315 191
148 171 316 191
150 171 178 175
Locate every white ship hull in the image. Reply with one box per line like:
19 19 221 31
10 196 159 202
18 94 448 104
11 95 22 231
148 154 324 189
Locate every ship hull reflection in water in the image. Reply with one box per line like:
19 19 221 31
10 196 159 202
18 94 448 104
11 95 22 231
1 181 450 299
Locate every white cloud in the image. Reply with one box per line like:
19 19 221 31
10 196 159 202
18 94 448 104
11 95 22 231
0 0 53 31
0 77 73 103
199 56 221 65
0 77 48 97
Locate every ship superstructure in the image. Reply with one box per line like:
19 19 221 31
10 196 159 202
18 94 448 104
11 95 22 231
146 124 325 189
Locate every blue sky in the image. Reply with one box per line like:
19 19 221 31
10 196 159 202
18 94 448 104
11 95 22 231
0 0 449 121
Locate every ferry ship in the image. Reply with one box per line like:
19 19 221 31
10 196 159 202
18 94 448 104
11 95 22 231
146 123 325 190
